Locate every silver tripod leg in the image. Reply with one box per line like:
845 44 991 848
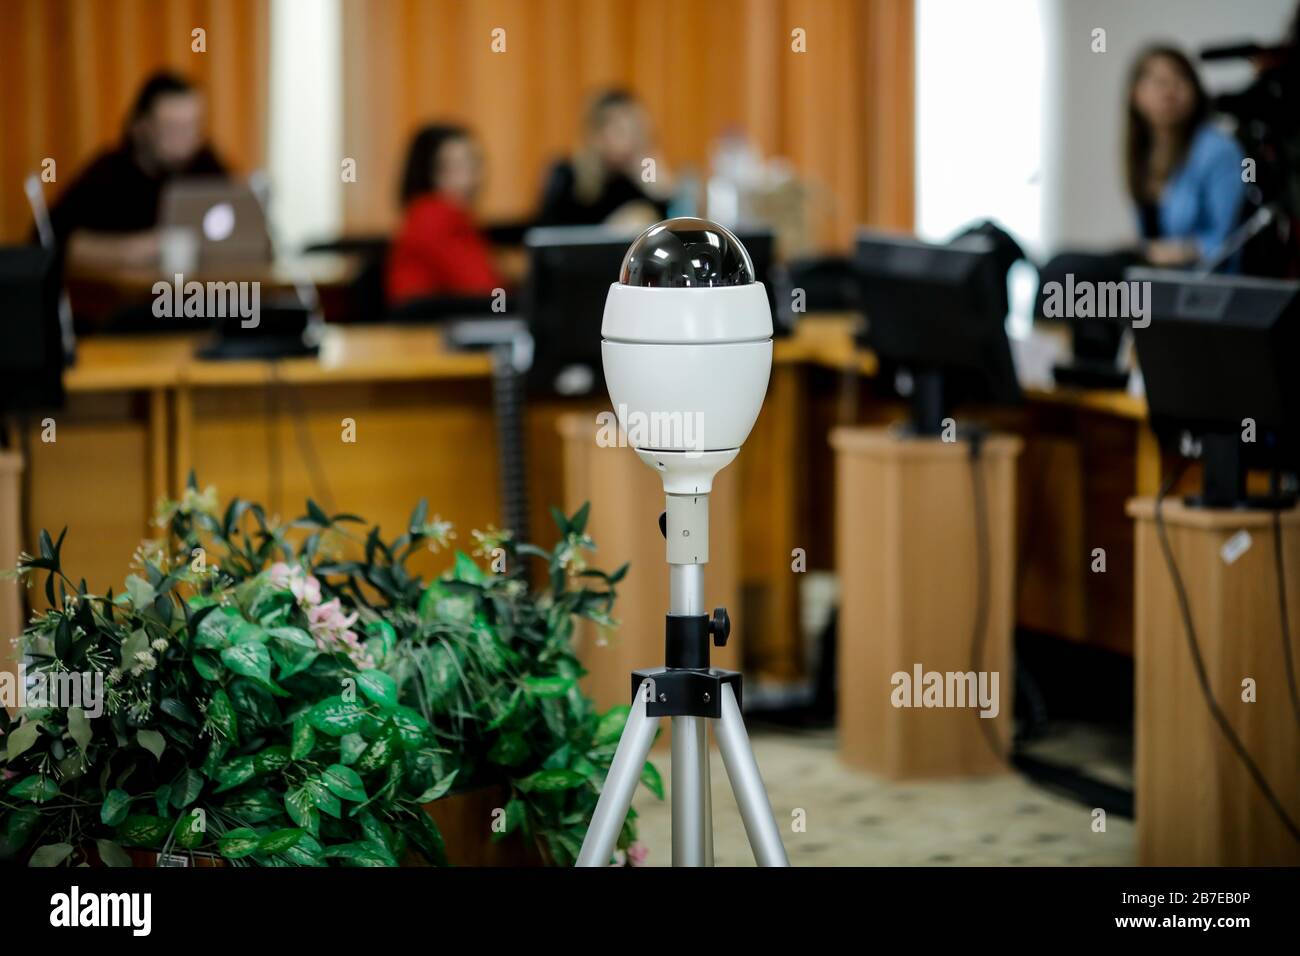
671 716 710 866
714 683 790 866
700 720 714 866
576 680 661 867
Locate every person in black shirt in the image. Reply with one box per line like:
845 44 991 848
48 71 227 271
536 89 671 228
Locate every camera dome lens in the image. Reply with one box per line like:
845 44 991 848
619 217 755 288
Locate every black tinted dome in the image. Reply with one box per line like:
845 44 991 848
619 218 755 288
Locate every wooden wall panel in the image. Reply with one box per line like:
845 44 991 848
341 0 915 247
0 0 270 243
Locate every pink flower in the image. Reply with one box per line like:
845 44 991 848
627 842 649 866
308 599 371 668
270 562 322 605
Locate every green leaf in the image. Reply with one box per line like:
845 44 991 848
290 718 316 760
488 732 529 766
523 675 573 698
206 689 238 742
116 815 172 847
228 620 269 644
302 779 342 818
518 769 587 793
356 670 399 711
95 839 133 867
217 828 262 860
388 706 431 749
305 499 331 527
570 501 591 535
192 652 222 680
9 774 59 803
323 840 395 867
254 745 292 773
124 574 156 610
451 551 487 584
285 787 316 828
220 642 272 683
160 697 200 726
174 809 206 849
321 764 367 802
355 724 399 773
306 696 366 736
4 720 41 761
66 707 92 754
640 761 664 800
413 769 459 804
136 728 165 761
593 706 630 746
493 798 526 840
29 842 75 867
222 788 281 824
405 810 447 866
268 626 315 649
213 756 256 793
170 769 204 808
101 788 132 825
257 828 305 854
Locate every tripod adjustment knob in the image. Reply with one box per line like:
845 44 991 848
709 607 730 648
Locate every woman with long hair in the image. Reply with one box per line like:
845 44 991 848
1124 45 1246 269
536 89 671 228
386 123 502 305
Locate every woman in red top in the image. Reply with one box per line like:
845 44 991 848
386 124 503 306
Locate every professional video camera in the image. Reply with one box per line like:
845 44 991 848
1200 14 1300 275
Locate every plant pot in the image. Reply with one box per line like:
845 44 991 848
128 849 226 867
415 784 541 867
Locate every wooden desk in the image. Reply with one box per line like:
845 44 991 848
14 316 1159 671
20 326 496 600
65 253 363 326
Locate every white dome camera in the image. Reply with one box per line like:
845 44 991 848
601 218 773 497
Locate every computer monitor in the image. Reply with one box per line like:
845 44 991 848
1130 269 1300 508
0 245 64 412
1034 251 1137 390
854 230 1021 435
523 224 776 396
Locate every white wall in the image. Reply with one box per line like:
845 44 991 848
267 0 342 253
1039 0 1293 251
915 0 1045 255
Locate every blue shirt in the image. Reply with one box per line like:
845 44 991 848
1139 123 1247 270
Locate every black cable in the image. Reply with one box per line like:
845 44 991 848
279 370 336 515
967 431 1007 763
264 370 282 517
1272 507 1300 731
1154 461 1300 842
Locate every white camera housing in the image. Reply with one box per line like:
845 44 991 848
601 218 773 495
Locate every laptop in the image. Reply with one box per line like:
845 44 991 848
159 177 273 270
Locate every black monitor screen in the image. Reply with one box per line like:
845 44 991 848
0 245 64 413
1132 269 1300 465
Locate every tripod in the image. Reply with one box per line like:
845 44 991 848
576 493 789 867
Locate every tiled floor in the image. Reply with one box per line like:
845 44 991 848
630 729 1136 866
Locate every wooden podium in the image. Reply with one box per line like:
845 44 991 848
557 414 743 725
1128 498 1300 866
832 427 1020 778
